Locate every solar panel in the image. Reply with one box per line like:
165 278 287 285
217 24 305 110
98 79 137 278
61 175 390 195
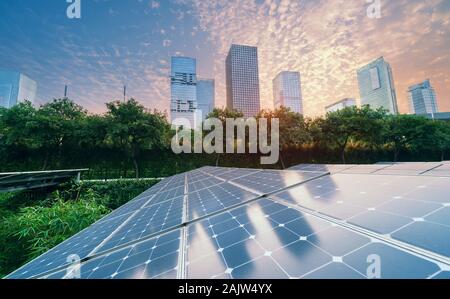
229 170 327 194
43 230 181 279
289 164 356 174
6 165 450 279
185 198 441 279
274 174 450 260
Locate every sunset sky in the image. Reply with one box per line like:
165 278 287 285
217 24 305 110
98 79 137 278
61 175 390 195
0 0 449 116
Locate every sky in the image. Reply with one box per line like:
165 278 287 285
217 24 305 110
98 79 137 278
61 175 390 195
0 0 449 117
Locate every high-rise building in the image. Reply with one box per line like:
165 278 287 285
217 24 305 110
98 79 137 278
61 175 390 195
197 79 215 120
408 79 439 115
226 44 261 117
357 57 399 114
273 71 303 114
170 57 198 128
0 71 37 108
325 98 357 113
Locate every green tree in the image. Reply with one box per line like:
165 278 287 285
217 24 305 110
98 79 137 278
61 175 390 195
33 99 87 169
431 121 450 161
258 107 310 168
383 114 436 162
205 108 244 166
106 99 170 178
313 106 387 164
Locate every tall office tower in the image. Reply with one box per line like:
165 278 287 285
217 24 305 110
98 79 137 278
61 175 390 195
0 71 37 108
273 71 303 114
325 98 357 113
197 79 215 121
170 57 198 128
357 57 399 114
226 44 261 117
408 79 439 115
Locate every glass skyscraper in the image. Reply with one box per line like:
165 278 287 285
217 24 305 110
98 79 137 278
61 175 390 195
226 44 261 117
170 57 198 128
0 71 37 108
197 79 215 120
273 71 303 114
408 79 439 115
357 57 399 114
325 98 357 113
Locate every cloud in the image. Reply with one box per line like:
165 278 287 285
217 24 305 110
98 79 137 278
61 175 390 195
191 0 450 116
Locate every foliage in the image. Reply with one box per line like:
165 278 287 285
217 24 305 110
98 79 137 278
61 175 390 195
105 99 171 178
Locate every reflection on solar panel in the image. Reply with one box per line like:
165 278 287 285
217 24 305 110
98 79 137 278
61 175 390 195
6 164 450 279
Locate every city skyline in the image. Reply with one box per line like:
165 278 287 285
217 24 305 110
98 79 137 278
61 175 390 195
0 0 449 116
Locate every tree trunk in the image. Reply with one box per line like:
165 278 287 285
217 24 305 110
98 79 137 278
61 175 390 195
394 148 399 162
280 152 286 169
42 152 49 171
133 158 139 179
340 147 346 164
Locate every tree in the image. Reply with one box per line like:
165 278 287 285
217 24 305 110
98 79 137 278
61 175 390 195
106 99 170 178
33 99 87 169
431 121 450 161
257 107 310 168
313 106 386 164
205 108 244 166
383 114 436 162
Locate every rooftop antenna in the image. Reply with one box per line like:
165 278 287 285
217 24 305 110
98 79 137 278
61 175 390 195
64 85 68 98
123 85 127 102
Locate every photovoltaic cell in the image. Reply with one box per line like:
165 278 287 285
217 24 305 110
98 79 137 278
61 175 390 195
7 212 133 279
185 198 441 279
188 183 259 220
43 230 181 279
289 164 355 174
93 196 184 254
230 170 326 194
7 165 450 279
275 173 450 258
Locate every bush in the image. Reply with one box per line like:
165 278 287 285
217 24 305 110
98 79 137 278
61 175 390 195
0 179 158 278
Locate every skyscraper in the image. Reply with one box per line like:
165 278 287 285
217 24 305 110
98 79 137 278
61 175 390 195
197 79 215 120
170 57 198 128
226 44 261 117
408 79 439 115
325 98 357 113
273 71 303 114
357 57 399 114
0 71 37 108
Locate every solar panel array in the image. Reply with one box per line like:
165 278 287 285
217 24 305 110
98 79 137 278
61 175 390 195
6 164 450 279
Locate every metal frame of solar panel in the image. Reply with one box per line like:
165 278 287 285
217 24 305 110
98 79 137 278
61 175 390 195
0 169 88 193
6 165 450 279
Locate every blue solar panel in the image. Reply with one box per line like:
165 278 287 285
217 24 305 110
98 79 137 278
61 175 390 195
6 166 450 279
43 230 181 279
188 183 259 220
7 212 133 279
230 170 326 194
94 197 184 254
275 173 450 259
184 198 441 279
